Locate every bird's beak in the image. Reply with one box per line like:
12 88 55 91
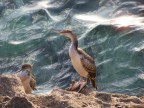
16 69 22 73
51 29 61 34
54 30 60 34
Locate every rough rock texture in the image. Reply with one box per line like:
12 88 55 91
0 75 25 97
4 96 35 108
0 75 144 108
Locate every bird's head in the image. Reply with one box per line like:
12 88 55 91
21 64 32 71
55 30 73 37
53 29 77 42
16 64 32 79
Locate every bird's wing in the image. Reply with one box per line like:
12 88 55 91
30 76 37 90
78 48 96 78
30 79 36 90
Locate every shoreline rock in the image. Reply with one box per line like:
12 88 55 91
0 75 144 108
0 75 25 97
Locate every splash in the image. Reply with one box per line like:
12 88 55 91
112 15 144 28
74 14 144 29
74 14 110 25
9 41 26 45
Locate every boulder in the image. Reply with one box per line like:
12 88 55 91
0 75 25 97
4 96 35 108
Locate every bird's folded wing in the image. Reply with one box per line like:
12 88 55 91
30 78 37 90
78 48 96 74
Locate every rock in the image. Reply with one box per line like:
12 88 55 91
4 96 35 108
0 75 144 108
26 89 101 108
0 75 25 97
2 96 11 102
95 92 112 103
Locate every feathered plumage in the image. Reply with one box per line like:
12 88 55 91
57 30 97 91
17 64 36 93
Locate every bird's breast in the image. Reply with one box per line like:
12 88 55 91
17 71 30 82
69 48 88 77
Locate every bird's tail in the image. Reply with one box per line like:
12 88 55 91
90 78 97 90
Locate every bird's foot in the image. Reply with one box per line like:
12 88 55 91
94 87 97 91
77 80 87 93
66 81 80 91
66 80 89 95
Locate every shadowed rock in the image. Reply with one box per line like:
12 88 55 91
4 97 34 108
96 92 112 103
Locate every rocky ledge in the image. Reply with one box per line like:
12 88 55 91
0 75 144 108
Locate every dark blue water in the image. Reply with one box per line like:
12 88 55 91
0 0 144 96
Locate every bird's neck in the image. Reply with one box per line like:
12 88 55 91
68 33 78 49
69 41 78 58
71 41 78 50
